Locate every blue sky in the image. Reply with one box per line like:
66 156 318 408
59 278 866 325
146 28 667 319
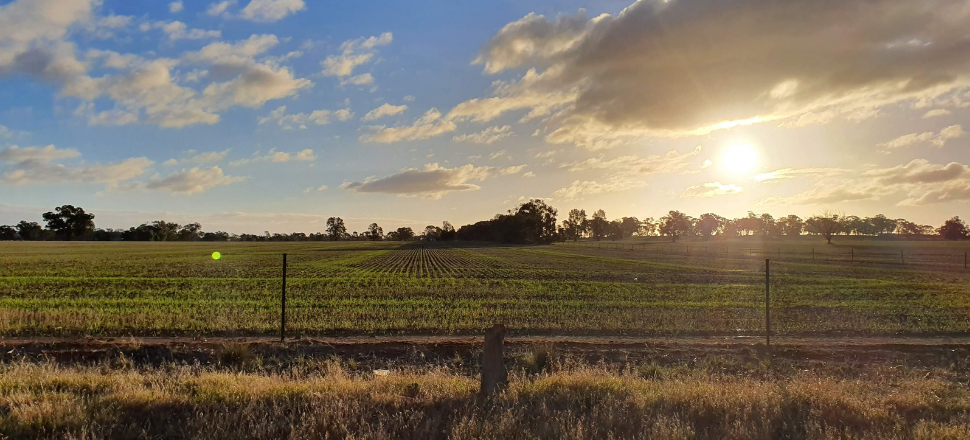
2 0 969 233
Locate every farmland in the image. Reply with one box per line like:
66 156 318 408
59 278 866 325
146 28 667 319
1 237 969 337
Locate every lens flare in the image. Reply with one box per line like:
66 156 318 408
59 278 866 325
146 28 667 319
212 252 221 260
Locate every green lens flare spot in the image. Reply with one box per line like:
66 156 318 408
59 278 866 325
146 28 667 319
212 252 221 260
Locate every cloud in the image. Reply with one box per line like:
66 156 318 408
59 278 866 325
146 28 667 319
0 125 21 139
456 0 970 147
341 163 506 199
880 125 967 149
163 149 230 166
257 105 353 129
169 2 183 13
359 108 457 143
553 177 646 200
141 21 221 40
453 125 513 145
229 148 316 166
362 103 407 121
321 32 392 77
489 150 507 160
523 172 536 178
143 166 244 195
864 159 970 185
303 185 328 194
239 0 305 22
923 109 951 119
750 168 849 183
680 182 743 199
206 1 235 17
561 147 701 175
0 145 151 188
340 73 373 86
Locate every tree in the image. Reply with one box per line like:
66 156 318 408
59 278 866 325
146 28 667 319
805 211 843 244
0 225 17 240
562 209 588 241
16 221 44 241
639 217 657 236
589 209 609 241
696 213 725 237
326 217 346 240
659 210 691 242
777 215 803 236
422 225 442 241
440 221 456 241
151 221 181 241
618 217 640 238
758 213 776 236
938 216 968 240
178 223 203 241
42 205 95 240
386 227 415 241
366 223 384 241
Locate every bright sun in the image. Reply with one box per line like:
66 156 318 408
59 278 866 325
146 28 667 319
722 143 758 174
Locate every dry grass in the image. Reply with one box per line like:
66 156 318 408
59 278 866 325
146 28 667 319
1 358 969 439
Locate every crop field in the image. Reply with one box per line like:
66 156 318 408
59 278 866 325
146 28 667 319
1 238 969 336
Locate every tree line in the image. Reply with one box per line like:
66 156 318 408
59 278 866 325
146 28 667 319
1 203 968 243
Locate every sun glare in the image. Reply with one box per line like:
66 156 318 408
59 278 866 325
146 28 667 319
722 143 758 174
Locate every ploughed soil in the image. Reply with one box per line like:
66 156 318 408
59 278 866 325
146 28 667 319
3 335 969 378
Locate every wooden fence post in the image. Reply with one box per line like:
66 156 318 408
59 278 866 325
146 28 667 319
481 324 507 396
280 253 287 343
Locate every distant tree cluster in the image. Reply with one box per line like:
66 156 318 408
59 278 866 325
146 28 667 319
2 204 967 244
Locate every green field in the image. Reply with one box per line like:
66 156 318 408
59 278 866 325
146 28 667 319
1 238 969 336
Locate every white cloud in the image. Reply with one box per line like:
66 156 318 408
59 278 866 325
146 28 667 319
553 177 647 201
750 168 848 183
229 148 316 166
321 32 392 78
362 103 407 121
257 105 353 129
143 21 221 41
489 150 507 160
359 108 457 143
0 144 152 188
561 147 702 175
880 125 967 149
0 125 26 139
239 0 305 22
303 185 328 194
169 1 184 13
454 0 970 148
206 1 235 17
143 166 244 195
341 163 506 199
923 109 951 119
523 172 536 178
680 182 743 199
163 149 230 166
340 73 373 86
403 95 415 102
453 125 512 145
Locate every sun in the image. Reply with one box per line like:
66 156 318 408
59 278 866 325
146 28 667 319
722 143 758 174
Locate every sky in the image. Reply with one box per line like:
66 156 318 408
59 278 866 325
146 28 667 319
1 0 969 234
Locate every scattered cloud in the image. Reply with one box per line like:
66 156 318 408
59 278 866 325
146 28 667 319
239 0 305 22
163 149 231 166
304 185 328 194
680 182 743 199
489 150 508 160
0 145 152 188
923 109 951 119
880 125 967 150
229 148 316 166
140 21 221 41
403 95 415 102
321 32 392 78
453 125 512 145
169 1 184 13
750 168 849 183
522 172 536 178
553 177 647 201
258 105 352 129
340 73 374 86
143 166 244 195
0 125 27 139
359 108 456 143
206 1 236 17
561 147 701 175
362 103 407 121
341 163 511 199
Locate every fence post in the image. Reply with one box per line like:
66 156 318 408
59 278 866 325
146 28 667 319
481 324 507 396
765 259 770 348
901 250 904 264
812 248 815 261
851 248 854 262
280 253 287 343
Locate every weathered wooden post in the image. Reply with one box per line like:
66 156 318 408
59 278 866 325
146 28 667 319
481 324 507 396
280 253 287 343
765 259 770 348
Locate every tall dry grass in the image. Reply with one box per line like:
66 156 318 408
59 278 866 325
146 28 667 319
1 359 969 439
